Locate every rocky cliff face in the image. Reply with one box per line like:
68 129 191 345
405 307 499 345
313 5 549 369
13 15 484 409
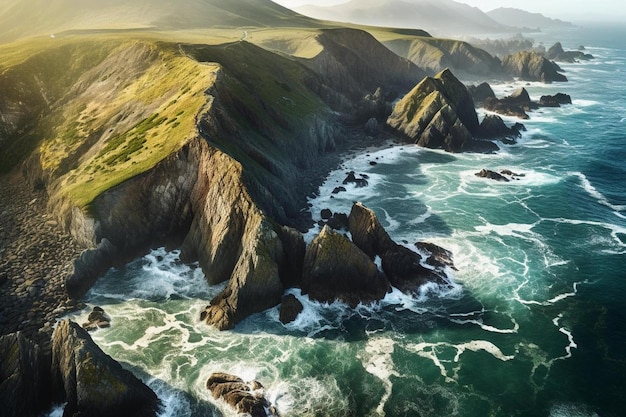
383 37 502 79
501 51 567 82
0 332 53 417
51 320 160 417
387 69 499 152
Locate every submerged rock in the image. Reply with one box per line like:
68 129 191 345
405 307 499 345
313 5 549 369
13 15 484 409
475 169 510 182
206 372 277 417
302 226 389 307
51 320 160 417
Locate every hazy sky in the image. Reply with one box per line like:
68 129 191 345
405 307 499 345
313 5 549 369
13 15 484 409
273 0 625 21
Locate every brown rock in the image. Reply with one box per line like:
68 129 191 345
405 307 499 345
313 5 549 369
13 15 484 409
279 294 304 324
302 226 389 307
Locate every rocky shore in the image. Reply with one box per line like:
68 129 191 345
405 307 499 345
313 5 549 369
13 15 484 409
0 173 85 350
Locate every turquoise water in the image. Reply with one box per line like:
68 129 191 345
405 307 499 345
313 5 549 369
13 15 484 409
65 26 626 416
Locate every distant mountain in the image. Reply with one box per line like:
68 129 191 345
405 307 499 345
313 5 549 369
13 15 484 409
486 8 574 30
295 0 515 36
0 0 317 43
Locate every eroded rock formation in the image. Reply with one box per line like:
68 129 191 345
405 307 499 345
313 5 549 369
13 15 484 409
206 372 277 417
51 320 160 417
501 51 567 82
545 42 594 63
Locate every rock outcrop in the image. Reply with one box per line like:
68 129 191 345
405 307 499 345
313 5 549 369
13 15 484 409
206 372 277 417
468 82 496 105
302 226 389 306
348 202 453 295
501 51 567 82
0 332 53 417
387 69 499 152
545 42 594 63
51 320 160 417
477 114 525 140
484 87 572 119
279 294 304 324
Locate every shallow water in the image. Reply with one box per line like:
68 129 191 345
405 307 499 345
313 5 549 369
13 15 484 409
63 25 625 417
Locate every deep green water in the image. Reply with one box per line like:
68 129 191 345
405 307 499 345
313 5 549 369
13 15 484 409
63 25 626 417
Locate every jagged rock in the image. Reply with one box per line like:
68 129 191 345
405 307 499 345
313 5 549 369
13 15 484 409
279 294 304 324
348 202 396 259
326 212 349 230
545 42 594 63
539 93 572 107
332 186 346 194
467 82 496 104
381 244 447 294
500 169 525 178
302 226 389 307
483 87 538 119
206 373 277 417
321 208 333 220
51 320 160 417
66 238 118 299
475 169 510 182
501 51 567 82
388 69 498 153
415 242 457 271
343 171 368 187
477 114 524 139
0 332 53 417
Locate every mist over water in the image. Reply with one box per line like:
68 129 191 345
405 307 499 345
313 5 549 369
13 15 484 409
63 27 625 416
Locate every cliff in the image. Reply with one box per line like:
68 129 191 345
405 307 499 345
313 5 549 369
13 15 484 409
501 51 567 82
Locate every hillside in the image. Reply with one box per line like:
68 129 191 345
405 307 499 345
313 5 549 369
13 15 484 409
487 7 574 30
296 0 515 36
0 0 318 43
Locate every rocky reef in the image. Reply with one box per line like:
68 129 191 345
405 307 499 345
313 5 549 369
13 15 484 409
545 42 594 63
483 87 572 119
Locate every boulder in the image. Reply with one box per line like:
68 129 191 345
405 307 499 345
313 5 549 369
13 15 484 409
320 208 333 220
206 372 277 417
51 320 160 417
381 244 447 294
475 169 510 182
539 93 572 107
0 332 53 417
326 212 349 230
302 226 389 307
415 242 456 271
501 51 567 82
279 294 304 324
82 306 111 332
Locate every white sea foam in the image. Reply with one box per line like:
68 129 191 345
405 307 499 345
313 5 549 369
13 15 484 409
549 403 600 417
359 338 398 415
407 340 513 382
571 171 626 218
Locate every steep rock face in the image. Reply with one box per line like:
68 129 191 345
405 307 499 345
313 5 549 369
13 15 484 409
502 51 567 82
468 82 496 104
348 202 395 259
179 141 294 330
306 28 426 104
302 226 389 306
384 38 502 78
51 320 160 417
387 69 498 152
0 332 53 417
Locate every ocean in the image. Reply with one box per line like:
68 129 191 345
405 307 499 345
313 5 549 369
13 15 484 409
60 24 626 417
